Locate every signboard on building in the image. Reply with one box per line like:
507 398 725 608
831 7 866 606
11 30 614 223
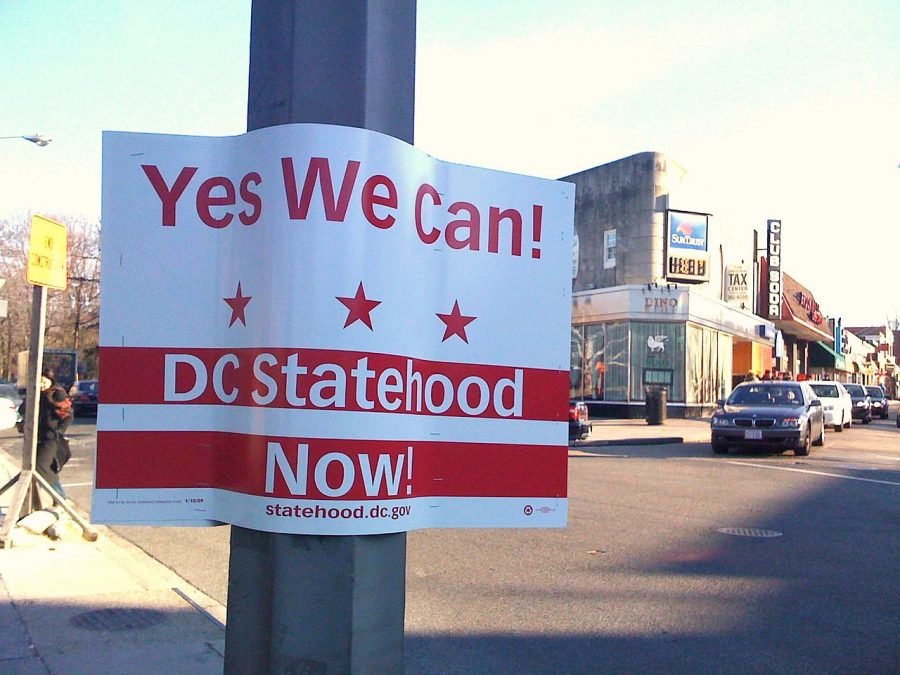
765 219 782 320
724 263 750 308
796 290 825 326
664 210 710 283
95 124 574 535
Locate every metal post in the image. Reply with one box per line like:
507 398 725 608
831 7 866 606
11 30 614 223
0 286 46 545
751 229 758 316
224 1 415 672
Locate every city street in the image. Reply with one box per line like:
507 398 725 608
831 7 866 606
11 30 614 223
2 412 899 673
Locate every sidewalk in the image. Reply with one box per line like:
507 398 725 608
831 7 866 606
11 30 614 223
570 415 711 453
0 451 226 674
0 417 707 673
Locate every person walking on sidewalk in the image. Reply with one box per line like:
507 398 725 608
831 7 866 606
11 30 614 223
36 367 73 505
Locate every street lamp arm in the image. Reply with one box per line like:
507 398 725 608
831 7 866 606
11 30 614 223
0 134 52 146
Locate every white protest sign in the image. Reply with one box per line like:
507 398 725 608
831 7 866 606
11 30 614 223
94 124 573 534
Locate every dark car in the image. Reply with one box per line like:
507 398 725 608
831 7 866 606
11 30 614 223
865 385 889 420
843 383 872 423
569 400 591 442
69 380 99 417
710 381 825 456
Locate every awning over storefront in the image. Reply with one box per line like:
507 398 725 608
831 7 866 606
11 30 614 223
772 273 834 343
810 340 847 371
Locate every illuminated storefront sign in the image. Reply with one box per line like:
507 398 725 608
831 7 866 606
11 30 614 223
665 210 710 284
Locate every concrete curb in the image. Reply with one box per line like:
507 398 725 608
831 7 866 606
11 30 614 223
571 436 685 448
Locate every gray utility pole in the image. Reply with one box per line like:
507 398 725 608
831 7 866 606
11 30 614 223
224 2 416 673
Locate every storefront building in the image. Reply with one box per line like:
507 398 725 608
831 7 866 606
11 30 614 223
763 271 836 379
846 324 898 394
564 151 774 418
808 317 850 381
571 285 775 418
840 329 877 385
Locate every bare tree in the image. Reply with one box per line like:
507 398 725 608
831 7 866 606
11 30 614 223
0 213 101 381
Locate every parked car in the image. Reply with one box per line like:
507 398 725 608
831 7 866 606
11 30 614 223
0 383 20 431
710 381 825 456
569 400 591 442
808 380 853 432
865 385 889 420
843 383 872 424
69 379 99 417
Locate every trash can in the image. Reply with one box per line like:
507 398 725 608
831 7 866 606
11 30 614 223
645 386 667 425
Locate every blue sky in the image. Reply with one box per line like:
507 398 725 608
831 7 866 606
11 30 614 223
1 0 899 325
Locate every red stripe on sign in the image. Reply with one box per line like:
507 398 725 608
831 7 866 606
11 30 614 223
99 346 567 421
95 431 568 499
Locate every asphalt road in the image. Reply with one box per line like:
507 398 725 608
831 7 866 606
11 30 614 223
2 411 899 673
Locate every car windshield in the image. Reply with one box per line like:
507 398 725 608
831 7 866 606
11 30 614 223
0 384 20 399
865 387 883 398
810 384 838 398
729 384 804 406
844 385 865 396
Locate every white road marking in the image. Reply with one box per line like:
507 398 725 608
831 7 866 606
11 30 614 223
724 461 900 487
61 481 93 487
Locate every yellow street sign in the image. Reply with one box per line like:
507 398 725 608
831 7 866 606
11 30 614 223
27 215 68 290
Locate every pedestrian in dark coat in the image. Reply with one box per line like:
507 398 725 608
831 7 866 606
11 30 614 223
36 368 72 503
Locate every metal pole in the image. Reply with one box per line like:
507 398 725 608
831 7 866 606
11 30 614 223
23 285 45 480
752 229 759 316
225 1 415 672
0 286 47 545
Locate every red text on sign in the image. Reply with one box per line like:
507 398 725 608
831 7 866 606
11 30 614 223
141 165 262 228
266 443 414 498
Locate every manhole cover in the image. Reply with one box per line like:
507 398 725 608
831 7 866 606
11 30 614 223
717 527 782 538
70 608 168 631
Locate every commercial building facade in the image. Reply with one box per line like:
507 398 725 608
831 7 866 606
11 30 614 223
566 152 774 418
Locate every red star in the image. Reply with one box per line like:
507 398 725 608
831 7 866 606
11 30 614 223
224 282 252 327
437 300 476 343
337 282 381 330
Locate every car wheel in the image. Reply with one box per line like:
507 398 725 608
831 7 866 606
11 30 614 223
795 426 811 456
712 442 728 455
863 414 871 424
834 414 843 432
813 421 825 446
845 416 851 429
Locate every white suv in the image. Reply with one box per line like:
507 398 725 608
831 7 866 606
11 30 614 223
808 381 853 432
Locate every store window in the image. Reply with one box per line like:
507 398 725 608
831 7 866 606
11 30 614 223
571 324 614 400
570 325 585 399
605 322 629 401
630 322 685 402
686 324 704 404
686 324 732 404
717 332 733 400
584 324 606 399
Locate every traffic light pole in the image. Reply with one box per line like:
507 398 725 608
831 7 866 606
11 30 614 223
223 2 416 671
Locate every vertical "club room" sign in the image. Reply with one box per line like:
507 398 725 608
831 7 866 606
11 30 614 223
95 124 574 535
766 219 782 320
